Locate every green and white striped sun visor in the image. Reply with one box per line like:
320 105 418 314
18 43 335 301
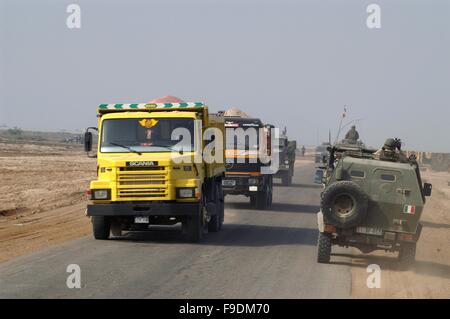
98 102 204 112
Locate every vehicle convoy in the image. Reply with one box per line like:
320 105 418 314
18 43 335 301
221 112 275 209
275 128 297 186
316 138 433 269
84 100 226 242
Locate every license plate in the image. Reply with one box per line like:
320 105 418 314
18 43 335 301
356 226 383 236
222 180 236 187
135 216 149 224
249 186 258 192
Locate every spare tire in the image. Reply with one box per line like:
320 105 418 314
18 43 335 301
321 181 368 228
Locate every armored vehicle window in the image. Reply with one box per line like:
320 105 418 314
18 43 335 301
381 174 396 182
350 170 365 178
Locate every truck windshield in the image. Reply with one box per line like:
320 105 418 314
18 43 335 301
100 118 194 153
225 127 260 151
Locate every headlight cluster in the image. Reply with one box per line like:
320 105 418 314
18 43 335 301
248 178 260 185
176 187 197 198
90 189 111 200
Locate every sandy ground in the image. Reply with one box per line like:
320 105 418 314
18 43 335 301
0 142 95 263
350 168 450 298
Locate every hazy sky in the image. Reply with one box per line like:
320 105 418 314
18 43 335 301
1 0 449 152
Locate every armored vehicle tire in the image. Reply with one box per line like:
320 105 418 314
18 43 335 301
317 232 332 263
93 216 111 240
185 204 205 242
321 181 368 228
398 242 416 270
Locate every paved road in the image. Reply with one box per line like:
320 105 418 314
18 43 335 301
0 160 352 298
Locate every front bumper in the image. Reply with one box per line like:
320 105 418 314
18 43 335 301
86 202 200 217
222 175 262 196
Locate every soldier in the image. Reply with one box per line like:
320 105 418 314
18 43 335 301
344 125 359 141
301 145 306 157
374 138 408 162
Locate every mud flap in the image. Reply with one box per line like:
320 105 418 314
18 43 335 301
317 210 325 233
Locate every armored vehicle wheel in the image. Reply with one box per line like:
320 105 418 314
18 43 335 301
398 242 416 270
317 232 332 263
321 181 368 228
92 216 110 240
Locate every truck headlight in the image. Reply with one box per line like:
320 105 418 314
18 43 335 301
176 187 196 198
91 189 110 200
248 178 259 185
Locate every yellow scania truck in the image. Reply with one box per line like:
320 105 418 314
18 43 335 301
84 101 225 242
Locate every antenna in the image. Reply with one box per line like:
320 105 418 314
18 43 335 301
334 105 347 145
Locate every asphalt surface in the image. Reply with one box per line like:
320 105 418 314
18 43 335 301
0 160 352 298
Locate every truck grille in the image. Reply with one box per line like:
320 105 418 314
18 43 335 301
116 166 168 199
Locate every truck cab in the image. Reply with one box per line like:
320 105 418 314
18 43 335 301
84 102 225 242
222 116 274 209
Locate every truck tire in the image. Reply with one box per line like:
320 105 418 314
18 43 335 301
317 232 332 263
281 172 290 186
218 185 225 230
186 204 205 242
110 220 122 237
250 195 257 207
208 185 221 232
398 242 416 270
321 181 368 228
256 189 269 209
92 216 110 240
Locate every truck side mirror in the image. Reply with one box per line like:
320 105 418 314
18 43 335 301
84 132 93 152
423 183 432 197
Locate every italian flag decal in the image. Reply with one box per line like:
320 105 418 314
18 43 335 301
403 205 416 214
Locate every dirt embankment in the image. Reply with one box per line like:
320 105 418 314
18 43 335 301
0 142 96 263
351 168 450 298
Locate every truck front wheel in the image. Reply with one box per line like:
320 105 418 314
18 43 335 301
256 189 269 210
92 216 111 240
281 171 292 186
185 204 205 242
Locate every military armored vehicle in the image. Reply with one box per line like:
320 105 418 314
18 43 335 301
275 130 297 186
316 139 432 269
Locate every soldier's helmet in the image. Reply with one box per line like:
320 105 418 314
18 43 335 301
383 138 397 151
